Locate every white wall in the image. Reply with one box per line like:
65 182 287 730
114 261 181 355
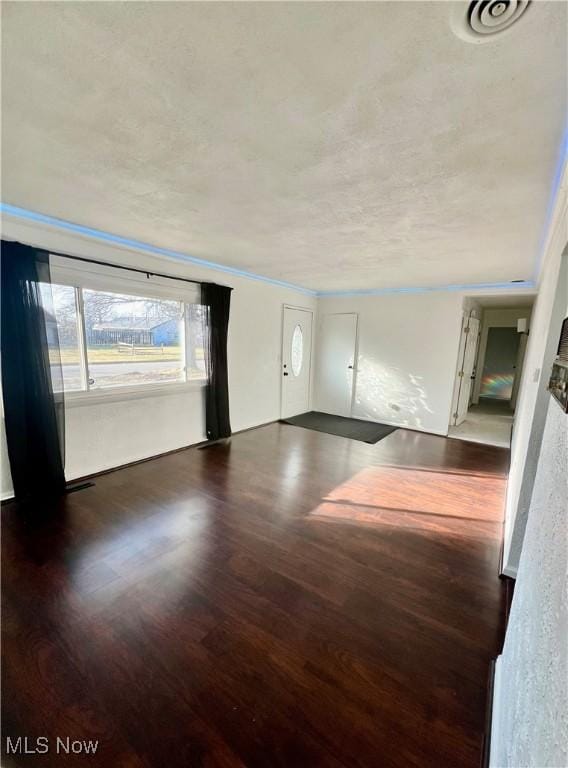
502 168 567 575
490 392 568 768
315 292 466 435
314 291 542 437
1 216 316 497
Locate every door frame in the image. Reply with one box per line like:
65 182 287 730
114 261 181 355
318 311 360 418
349 313 360 417
449 311 480 428
280 304 314 419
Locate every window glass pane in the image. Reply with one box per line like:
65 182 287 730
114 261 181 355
291 324 303 377
42 284 83 392
83 289 184 389
187 304 207 380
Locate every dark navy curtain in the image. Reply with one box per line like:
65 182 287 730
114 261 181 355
201 282 232 441
1 240 66 503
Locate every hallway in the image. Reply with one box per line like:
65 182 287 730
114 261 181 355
448 398 514 449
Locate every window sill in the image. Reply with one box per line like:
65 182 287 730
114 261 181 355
63 379 206 407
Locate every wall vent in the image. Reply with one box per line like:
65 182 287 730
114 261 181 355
453 1 531 43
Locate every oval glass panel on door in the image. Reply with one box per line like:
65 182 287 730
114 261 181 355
291 324 303 377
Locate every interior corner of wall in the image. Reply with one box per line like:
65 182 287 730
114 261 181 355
502 485 517 571
501 563 518 579
489 655 504 768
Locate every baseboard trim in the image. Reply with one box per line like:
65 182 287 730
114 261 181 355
497 516 517 581
481 658 497 768
69 419 279 483
65 481 96 494
72 440 211 484
486 656 503 768
498 532 505 578
1 480 96 506
500 564 518 579
1 419 279 501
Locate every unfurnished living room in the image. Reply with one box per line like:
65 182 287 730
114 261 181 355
1 2 567 768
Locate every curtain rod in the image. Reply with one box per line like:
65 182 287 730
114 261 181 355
41 244 233 290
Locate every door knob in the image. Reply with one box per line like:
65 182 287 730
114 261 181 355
283 372 289 376
348 365 353 369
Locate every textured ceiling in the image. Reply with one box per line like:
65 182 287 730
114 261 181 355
2 1 566 292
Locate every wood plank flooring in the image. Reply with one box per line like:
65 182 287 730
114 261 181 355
1 424 510 768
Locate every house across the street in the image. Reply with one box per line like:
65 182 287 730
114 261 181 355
89 317 179 346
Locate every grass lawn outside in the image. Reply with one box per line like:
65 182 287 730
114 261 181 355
54 345 204 365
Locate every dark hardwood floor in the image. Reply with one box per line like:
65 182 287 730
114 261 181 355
1 424 510 768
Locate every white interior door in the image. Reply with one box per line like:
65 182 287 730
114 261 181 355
451 315 480 426
281 307 313 419
317 313 358 417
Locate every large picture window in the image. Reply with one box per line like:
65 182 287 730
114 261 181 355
83 288 184 389
44 273 207 396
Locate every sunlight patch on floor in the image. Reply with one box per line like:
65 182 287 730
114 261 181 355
308 464 506 537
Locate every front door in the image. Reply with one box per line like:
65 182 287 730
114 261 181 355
281 307 313 419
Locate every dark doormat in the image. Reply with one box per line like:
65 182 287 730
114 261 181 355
281 411 397 444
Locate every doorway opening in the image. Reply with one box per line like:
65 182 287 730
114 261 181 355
448 295 535 448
